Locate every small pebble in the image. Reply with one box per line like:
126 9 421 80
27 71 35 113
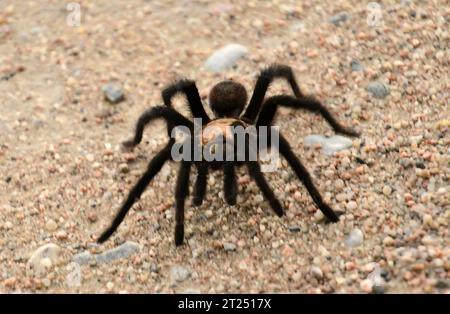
223 242 237 252
4 221 13 230
366 81 390 99
119 163 129 173
372 285 385 294
360 279 373 293
56 230 68 240
435 280 448 289
3 277 17 288
314 210 325 222
329 12 349 25
254 194 264 203
102 83 125 104
335 179 345 189
170 265 191 282
205 210 213 218
106 281 114 291
45 219 58 232
383 236 395 246
87 212 98 223
346 229 364 248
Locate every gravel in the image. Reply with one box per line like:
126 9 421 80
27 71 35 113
310 266 323 280
350 59 364 72
288 225 301 233
223 242 237 252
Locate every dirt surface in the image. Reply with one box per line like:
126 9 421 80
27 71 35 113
0 1 449 293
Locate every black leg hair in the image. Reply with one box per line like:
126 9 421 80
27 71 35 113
242 64 304 123
247 161 284 217
122 106 194 149
192 162 208 206
162 79 211 122
256 95 360 137
97 140 173 243
223 162 237 205
162 80 211 206
278 133 339 222
174 161 191 246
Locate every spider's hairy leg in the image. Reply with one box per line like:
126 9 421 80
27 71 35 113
192 162 208 206
162 79 211 122
174 161 191 246
278 133 339 222
257 95 360 137
161 80 211 210
97 141 173 243
242 64 304 123
247 161 284 217
223 161 237 205
122 106 194 149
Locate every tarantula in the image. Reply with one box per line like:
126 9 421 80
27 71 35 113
97 64 359 246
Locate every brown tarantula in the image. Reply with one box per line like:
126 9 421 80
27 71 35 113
97 64 359 246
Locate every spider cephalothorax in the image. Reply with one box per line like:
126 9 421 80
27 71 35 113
98 64 360 246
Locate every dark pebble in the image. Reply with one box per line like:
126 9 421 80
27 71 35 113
150 263 159 273
372 285 385 294
366 81 390 99
415 161 426 169
435 280 448 289
288 225 301 233
380 268 389 280
350 59 364 72
329 12 349 25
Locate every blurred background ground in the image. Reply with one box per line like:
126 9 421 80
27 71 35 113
0 0 448 293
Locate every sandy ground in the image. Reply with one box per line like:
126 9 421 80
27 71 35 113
0 0 449 293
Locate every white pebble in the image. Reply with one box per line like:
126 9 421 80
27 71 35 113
346 229 364 248
346 201 358 210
